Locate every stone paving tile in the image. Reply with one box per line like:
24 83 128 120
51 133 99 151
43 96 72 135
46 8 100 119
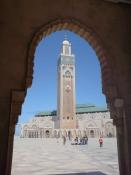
11 138 119 175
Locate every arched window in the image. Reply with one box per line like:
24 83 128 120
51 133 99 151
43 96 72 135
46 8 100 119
90 130 95 138
65 70 71 76
67 116 69 120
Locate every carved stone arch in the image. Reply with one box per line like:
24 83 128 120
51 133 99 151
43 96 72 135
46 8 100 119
7 19 118 175
105 121 113 126
86 120 97 128
105 121 115 137
31 125 37 130
26 18 115 97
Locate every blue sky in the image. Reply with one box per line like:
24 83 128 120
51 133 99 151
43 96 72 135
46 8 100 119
18 30 106 125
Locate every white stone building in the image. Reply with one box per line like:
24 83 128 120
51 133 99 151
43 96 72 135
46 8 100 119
21 38 116 138
21 104 116 138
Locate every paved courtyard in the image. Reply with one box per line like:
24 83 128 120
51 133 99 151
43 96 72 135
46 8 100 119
11 138 119 175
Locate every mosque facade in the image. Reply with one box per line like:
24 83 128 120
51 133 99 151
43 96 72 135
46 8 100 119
21 39 116 138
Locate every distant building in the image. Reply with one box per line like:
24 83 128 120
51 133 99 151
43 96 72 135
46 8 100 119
21 38 116 138
21 104 116 138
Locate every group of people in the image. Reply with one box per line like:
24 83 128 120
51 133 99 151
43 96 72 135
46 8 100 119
71 136 88 145
62 135 88 145
62 135 104 148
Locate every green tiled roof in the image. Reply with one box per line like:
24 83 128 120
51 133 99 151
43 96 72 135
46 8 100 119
76 105 108 113
76 104 95 108
36 104 109 117
36 110 56 116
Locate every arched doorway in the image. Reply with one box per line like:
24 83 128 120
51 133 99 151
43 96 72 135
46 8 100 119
90 130 95 138
26 19 113 97
105 122 115 137
10 19 119 175
45 130 50 138
0 0 130 174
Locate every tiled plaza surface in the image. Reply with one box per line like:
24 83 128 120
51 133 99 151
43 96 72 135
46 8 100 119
11 137 119 175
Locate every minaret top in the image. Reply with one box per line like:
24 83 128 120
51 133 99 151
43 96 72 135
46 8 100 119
62 39 70 45
58 37 75 66
61 37 71 56
62 34 70 45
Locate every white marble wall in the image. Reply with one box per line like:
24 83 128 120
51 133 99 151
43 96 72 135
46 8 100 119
21 112 116 138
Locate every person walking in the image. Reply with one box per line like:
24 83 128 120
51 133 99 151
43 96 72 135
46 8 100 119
62 135 66 145
99 137 103 147
85 135 88 145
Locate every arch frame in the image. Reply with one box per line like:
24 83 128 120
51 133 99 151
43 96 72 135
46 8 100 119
7 18 119 175
25 18 115 96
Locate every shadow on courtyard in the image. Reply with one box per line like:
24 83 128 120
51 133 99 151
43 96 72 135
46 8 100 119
51 172 107 175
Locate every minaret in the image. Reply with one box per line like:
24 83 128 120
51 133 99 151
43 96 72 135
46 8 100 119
57 38 76 129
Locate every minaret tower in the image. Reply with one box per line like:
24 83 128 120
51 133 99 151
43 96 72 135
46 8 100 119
57 38 76 129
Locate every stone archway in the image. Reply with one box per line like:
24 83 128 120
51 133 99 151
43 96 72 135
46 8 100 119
8 18 117 175
26 18 114 97
8 18 127 175
90 130 95 138
0 1 129 174
45 130 50 138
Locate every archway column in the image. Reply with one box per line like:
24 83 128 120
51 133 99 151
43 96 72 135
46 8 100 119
5 90 25 175
123 104 131 175
104 85 130 175
113 98 126 175
112 98 131 175
0 99 11 175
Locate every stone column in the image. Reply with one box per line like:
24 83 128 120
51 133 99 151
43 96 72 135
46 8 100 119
104 86 127 175
123 105 131 175
5 90 25 175
0 99 10 175
113 98 131 175
26 130 28 138
113 107 125 175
